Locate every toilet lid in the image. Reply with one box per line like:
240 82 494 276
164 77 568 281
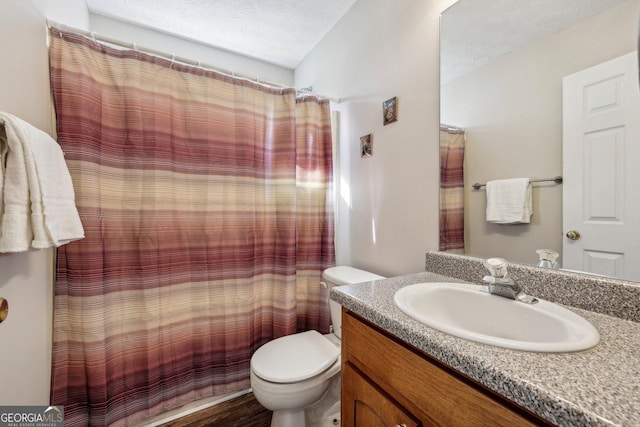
322 266 385 285
252 330 340 383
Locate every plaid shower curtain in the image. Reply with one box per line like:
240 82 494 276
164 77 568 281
49 27 335 426
439 126 465 253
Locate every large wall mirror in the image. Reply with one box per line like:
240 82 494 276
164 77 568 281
440 0 640 281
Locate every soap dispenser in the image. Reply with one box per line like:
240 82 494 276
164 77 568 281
536 249 559 269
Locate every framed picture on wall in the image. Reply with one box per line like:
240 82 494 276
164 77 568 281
360 134 373 157
383 96 398 125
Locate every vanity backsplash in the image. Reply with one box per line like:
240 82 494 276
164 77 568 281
425 251 640 323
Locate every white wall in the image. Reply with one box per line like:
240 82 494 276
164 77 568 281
441 0 640 266
296 0 457 277
90 15 294 87
0 0 89 405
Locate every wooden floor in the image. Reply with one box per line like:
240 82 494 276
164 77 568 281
158 392 272 427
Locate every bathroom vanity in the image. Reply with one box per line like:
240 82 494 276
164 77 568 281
342 310 547 426
331 252 640 427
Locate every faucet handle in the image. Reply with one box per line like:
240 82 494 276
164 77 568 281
484 257 508 278
536 249 560 269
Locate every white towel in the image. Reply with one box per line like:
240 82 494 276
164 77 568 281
485 178 532 224
0 112 84 252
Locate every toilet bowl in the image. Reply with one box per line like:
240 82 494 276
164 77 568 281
250 266 384 427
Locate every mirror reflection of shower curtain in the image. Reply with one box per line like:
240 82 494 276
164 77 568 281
439 125 465 253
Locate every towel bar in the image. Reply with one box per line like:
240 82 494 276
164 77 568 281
472 176 563 190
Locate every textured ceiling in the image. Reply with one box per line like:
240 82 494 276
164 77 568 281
86 0 358 69
86 0 626 75
441 0 626 83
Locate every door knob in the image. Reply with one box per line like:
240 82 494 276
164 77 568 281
0 297 8 324
566 230 581 240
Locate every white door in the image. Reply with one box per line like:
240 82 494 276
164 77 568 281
563 51 640 281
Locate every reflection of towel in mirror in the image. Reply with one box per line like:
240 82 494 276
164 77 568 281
0 112 84 252
486 178 532 224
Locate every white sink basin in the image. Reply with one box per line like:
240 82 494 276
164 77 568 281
393 282 600 352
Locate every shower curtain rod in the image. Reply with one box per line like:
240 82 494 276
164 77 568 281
46 20 340 103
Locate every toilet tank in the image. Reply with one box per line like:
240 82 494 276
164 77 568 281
322 266 385 339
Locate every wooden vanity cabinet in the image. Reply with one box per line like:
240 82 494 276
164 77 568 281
341 310 550 427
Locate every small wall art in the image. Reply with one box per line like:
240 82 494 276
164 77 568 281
360 134 373 158
383 96 398 126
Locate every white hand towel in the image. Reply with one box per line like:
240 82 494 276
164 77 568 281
485 178 532 224
0 112 84 252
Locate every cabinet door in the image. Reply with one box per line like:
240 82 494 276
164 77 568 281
343 363 420 427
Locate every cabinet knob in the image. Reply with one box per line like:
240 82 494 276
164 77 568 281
395 424 407 427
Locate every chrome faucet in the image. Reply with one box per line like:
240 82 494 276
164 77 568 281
480 258 538 304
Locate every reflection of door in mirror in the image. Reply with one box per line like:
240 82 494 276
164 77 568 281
563 51 640 281
440 0 640 280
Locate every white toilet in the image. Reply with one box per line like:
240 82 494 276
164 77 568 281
250 266 384 427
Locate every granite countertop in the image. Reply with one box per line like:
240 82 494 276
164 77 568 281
330 271 640 427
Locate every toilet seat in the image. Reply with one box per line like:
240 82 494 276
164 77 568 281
252 330 340 383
